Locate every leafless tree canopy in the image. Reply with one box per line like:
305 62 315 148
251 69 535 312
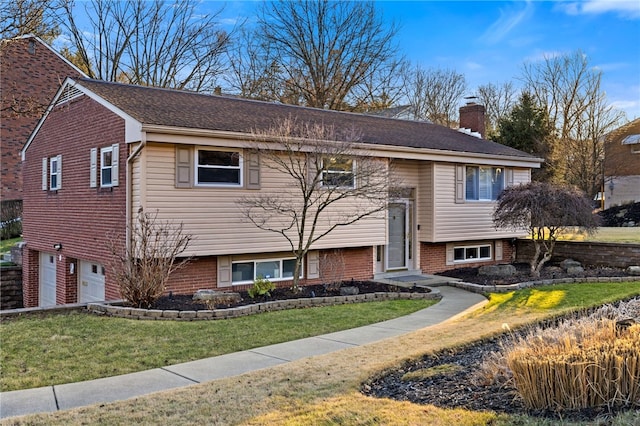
108 209 192 308
234 0 399 110
520 51 626 196
60 0 231 92
476 81 518 139
493 181 599 277
238 117 391 288
401 65 467 127
0 0 61 42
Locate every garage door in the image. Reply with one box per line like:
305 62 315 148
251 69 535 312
39 252 57 307
79 261 105 303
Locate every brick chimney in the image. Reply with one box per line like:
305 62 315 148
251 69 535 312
459 102 486 139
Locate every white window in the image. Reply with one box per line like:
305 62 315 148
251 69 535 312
231 258 300 284
322 157 354 188
465 166 503 201
453 245 492 263
98 144 119 188
196 149 242 186
49 155 61 190
101 147 113 187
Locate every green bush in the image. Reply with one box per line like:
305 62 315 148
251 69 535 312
248 277 275 299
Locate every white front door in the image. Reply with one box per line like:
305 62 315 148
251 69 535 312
79 261 106 303
387 201 409 270
39 252 57 307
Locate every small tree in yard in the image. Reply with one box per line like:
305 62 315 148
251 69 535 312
238 117 391 290
493 182 599 278
108 209 192 308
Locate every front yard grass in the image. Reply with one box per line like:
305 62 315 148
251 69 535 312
7 281 638 425
0 299 435 392
558 226 640 243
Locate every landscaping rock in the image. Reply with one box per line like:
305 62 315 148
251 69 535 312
340 286 360 296
627 266 640 276
567 266 585 275
478 264 516 277
193 289 242 306
560 259 582 271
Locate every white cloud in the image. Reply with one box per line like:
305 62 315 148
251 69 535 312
558 1 640 19
480 1 534 44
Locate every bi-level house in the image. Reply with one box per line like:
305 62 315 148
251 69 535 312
603 118 640 208
21 78 542 308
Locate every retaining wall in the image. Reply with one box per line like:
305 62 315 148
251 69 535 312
0 266 23 310
516 240 640 268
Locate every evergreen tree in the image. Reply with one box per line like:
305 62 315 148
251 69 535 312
495 92 554 182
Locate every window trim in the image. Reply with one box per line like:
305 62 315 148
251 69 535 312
465 165 504 201
453 244 492 263
100 146 114 188
195 148 243 187
321 156 355 189
231 257 302 285
49 155 61 191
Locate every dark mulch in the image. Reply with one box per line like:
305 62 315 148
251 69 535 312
438 262 632 286
362 309 639 423
151 280 431 311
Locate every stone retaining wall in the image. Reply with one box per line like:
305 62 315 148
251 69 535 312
88 291 441 321
446 276 640 295
0 266 23 310
515 240 640 268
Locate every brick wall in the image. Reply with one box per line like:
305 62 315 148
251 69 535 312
516 240 640 268
22 248 39 307
22 95 126 307
0 36 84 202
420 239 515 273
163 246 374 296
1 266 24 310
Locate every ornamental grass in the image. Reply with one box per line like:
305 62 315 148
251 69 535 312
503 299 640 411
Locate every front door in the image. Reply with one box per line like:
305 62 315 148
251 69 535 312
387 201 409 270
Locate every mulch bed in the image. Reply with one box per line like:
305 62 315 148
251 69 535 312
361 322 639 423
362 267 639 423
151 281 431 311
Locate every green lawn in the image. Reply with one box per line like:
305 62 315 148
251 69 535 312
558 226 640 243
0 299 435 391
0 237 21 254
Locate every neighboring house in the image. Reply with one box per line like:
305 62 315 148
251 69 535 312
0 35 86 204
603 118 640 209
21 78 542 308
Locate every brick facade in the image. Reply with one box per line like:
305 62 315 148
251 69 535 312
22 95 126 307
420 239 515 273
0 36 84 202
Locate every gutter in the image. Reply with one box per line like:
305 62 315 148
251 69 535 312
125 134 147 253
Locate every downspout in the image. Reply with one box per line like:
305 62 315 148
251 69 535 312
126 134 147 253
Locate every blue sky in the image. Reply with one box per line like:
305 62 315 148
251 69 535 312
215 0 640 120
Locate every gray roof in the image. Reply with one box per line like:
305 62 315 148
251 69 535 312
77 78 537 160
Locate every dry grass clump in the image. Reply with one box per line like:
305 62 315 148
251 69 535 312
477 298 640 411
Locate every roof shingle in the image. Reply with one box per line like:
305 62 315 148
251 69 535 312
77 78 537 159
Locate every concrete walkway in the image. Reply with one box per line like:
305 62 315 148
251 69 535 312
0 286 486 420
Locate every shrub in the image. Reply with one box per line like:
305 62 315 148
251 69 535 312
477 298 640 411
247 277 275 299
0 200 22 240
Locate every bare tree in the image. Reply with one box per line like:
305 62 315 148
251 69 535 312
493 182 599 277
475 81 518 139
238 117 391 289
401 64 467 127
108 209 192 308
520 51 625 195
60 0 231 92
0 0 62 42
238 0 398 110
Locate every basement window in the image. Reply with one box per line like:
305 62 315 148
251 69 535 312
454 245 492 263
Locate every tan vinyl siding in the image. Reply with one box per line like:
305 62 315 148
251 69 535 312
513 168 531 186
138 143 385 256
391 159 420 187
432 163 526 241
418 162 435 241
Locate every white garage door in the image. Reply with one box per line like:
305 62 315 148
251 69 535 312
79 261 105 303
39 252 57 307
